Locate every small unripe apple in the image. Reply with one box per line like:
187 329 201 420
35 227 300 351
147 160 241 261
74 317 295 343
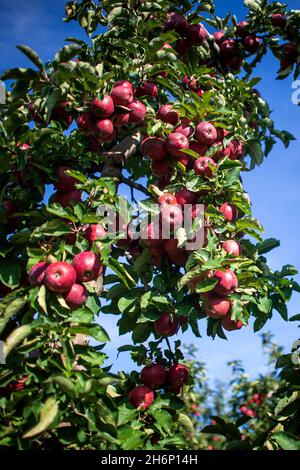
213 31 226 44
141 137 167 161
221 313 243 331
129 386 154 410
127 99 147 124
175 189 197 206
205 296 231 319
166 132 189 157
212 269 238 296
160 204 183 229
156 104 179 126
167 364 189 392
195 122 217 145
236 21 249 37
151 160 171 177
188 23 207 46
271 13 287 29
141 364 166 389
53 189 81 208
175 120 195 138
55 166 77 192
244 35 260 53
91 95 114 118
64 283 88 310
158 193 177 206
72 251 103 282
194 157 216 178
111 85 134 106
28 261 49 287
220 39 238 58
135 81 158 98
44 262 77 293
222 239 242 256
220 202 238 222
155 312 179 337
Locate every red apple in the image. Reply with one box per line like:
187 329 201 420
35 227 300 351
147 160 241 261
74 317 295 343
55 166 77 192
227 56 243 72
212 269 238 296
175 38 189 55
84 224 107 245
220 39 238 58
155 312 179 337
95 119 114 139
221 313 243 331
64 283 88 309
166 132 189 157
28 261 49 287
114 80 133 90
175 154 192 168
220 202 238 222
72 251 103 282
224 139 244 159
160 204 183 230
111 85 134 106
158 193 177 206
168 251 188 267
141 364 166 389
205 295 231 319
175 120 195 138
283 42 298 60
195 122 217 145
135 81 158 98
236 21 249 37
167 364 189 392
44 262 77 293
244 35 260 53
113 113 130 127
53 189 82 208
164 238 184 256
127 99 147 124
129 385 154 409
175 189 197 206
151 160 171 177
271 13 287 29
2 199 18 219
141 137 167 161
51 101 72 127
188 23 207 46
164 12 189 36
76 112 95 134
213 31 226 44
194 157 216 178
91 95 114 118
156 104 179 126
189 141 208 156
222 239 242 256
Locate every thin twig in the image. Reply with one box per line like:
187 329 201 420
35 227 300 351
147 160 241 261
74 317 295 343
119 175 151 197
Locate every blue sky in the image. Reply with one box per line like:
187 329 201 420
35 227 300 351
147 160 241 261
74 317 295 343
1 0 299 382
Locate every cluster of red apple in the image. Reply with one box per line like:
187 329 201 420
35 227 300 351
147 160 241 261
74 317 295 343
240 392 265 418
164 12 208 58
76 80 150 151
129 362 189 410
28 250 102 310
142 107 244 182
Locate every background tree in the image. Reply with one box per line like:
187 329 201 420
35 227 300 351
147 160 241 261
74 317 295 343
0 0 299 450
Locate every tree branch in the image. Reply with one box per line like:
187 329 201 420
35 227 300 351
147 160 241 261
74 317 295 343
119 175 151 197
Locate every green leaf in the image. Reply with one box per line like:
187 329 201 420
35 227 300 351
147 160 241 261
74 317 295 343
54 44 83 63
154 409 173 435
5 325 32 357
32 219 72 237
1 67 37 81
271 431 300 450
37 285 47 313
107 258 136 289
48 376 76 398
117 403 138 426
16 45 43 70
118 294 137 313
132 322 152 344
71 324 110 343
0 259 21 288
0 291 28 334
178 413 194 434
23 398 59 438
257 238 280 255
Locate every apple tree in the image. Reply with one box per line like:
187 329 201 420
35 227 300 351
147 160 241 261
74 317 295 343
0 0 299 449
